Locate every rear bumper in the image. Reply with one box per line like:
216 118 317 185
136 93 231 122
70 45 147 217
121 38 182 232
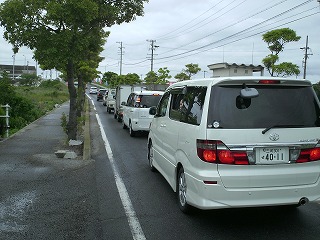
107 104 115 109
185 172 320 209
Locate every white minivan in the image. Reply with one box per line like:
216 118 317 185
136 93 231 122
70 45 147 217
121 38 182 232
147 76 320 213
123 90 163 137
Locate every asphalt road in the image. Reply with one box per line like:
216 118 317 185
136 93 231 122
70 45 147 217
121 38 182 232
90 93 320 240
1 93 320 240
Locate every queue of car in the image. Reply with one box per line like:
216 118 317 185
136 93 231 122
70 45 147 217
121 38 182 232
92 77 320 214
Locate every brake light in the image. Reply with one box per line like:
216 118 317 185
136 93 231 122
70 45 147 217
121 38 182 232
197 140 249 165
258 80 280 84
296 147 320 163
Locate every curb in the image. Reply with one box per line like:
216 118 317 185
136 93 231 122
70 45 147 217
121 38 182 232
83 98 91 160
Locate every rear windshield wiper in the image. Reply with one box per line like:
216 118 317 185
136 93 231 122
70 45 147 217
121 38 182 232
262 124 305 134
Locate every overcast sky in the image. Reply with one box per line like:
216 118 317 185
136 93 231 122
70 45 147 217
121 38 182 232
1 0 320 82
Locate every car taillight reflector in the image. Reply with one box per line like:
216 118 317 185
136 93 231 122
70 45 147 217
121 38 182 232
296 147 320 163
258 80 280 84
197 140 249 165
203 149 217 162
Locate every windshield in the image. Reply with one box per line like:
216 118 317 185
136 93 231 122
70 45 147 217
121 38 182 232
207 85 320 129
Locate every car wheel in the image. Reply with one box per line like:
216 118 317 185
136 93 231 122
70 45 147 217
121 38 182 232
177 167 191 213
129 122 136 137
148 142 156 172
122 121 127 129
114 113 117 119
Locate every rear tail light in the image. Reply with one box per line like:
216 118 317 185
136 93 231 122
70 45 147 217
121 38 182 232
197 140 249 165
296 147 320 163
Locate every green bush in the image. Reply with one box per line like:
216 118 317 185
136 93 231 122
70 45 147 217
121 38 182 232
0 73 69 136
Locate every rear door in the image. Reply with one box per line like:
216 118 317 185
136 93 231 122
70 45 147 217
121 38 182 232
206 82 320 188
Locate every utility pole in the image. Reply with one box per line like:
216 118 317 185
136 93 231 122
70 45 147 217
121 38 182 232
300 36 312 79
12 54 15 81
117 41 124 75
203 70 207 78
147 40 159 72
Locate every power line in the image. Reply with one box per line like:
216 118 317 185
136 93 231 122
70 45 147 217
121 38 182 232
156 0 316 61
154 11 319 66
158 0 245 41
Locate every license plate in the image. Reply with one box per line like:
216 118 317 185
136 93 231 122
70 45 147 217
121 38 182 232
256 147 289 164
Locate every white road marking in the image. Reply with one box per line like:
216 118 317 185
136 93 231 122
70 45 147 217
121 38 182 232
86 93 96 111
95 113 146 240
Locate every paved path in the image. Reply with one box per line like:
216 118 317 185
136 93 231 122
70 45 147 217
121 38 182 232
0 103 102 240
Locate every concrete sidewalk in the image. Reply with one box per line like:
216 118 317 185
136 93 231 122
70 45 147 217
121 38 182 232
0 103 102 239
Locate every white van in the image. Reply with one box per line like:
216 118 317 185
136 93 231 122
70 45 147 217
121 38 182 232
123 90 163 136
147 76 320 213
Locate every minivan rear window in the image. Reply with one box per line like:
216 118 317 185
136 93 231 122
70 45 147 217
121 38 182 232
207 85 320 129
135 95 162 108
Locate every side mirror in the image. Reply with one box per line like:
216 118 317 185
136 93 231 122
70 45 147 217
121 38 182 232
121 101 126 106
149 106 157 115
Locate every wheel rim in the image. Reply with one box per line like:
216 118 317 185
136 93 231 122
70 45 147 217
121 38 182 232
178 171 187 207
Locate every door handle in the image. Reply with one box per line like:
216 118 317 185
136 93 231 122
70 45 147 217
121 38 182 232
160 124 166 127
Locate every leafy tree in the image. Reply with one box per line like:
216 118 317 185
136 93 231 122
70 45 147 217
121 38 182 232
175 63 201 81
313 83 320 100
174 72 190 81
184 63 201 78
157 67 171 84
126 73 141 85
273 62 300 77
108 73 141 88
145 71 158 85
262 28 301 77
0 0 148 140
102 71 118 86
18 73 41 86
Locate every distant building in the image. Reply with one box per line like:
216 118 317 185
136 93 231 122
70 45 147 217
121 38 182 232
0 64 36 79
207 62 264 77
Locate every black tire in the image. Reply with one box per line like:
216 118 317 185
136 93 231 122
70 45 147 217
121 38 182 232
114 113 117 119
177 167 191 213
148 142 156 172
129 122 136 137
122 121 127 129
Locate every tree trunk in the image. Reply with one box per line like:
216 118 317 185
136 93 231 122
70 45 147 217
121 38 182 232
66 60 78 140
76 74 85 118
